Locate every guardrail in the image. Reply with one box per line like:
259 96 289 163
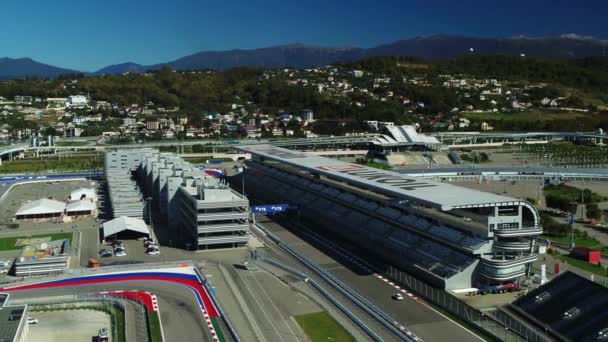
260 255 383 341
254 222 419 342
22 295 128 342
193 267 241 342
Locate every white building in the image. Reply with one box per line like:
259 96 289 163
65 199 96 217
102 216 150 240
66 95 88 107
70 188 97 202
15 199 65 220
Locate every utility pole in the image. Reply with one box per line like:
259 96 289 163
568 210 575 250
580 189 586 221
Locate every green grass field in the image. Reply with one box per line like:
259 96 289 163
0 232 73 251
0 157 102 173
53 141 92 146
556 254 608 277
545 234 601 248
295 311 356 342
210 317 226 342
462 110 586 122
147 312 164 342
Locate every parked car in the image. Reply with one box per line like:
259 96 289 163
146 249 160 255
113 247 127 257
110 240 124 247
27 317 39 324
98 327 108 338
392 293 404 301
98 327 109 341
144 239 156 247
0 268 8 274
99 249 112 258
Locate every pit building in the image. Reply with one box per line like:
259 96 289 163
238 145 543 290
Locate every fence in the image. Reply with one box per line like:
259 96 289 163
25 296 128 342
385 265 550 342
194 266 241 342
253 221 417 342
259 255 384 342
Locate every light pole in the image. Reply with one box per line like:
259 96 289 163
146 197 153 226
240 163 247 196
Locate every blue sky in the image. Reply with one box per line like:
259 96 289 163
1 0 606 71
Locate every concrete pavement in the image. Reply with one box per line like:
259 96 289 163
256 216 484 342
6 280 212 342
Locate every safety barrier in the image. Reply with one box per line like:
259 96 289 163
260 255 383 341
255 222 420 341
194 267 241 342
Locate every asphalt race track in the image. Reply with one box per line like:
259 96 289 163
1 268 222 342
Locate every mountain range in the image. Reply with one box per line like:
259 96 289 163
1 34 607 79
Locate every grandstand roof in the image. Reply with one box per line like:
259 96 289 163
511 271 608 342
239 145 524 211
15 199 65 216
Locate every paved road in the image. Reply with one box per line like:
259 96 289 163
7 280 211 342
256 216 483 342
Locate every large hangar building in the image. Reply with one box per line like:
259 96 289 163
239 145 543 290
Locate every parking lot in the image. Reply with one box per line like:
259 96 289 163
95 238 196 266
27 309 111 342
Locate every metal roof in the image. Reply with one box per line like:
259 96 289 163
239 145 524 211
0 304 26 342
69 187 97 201
65 199 96 212
102 216 150 238
15 199 65 216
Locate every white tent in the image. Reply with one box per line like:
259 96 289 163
15 199 65 217
70 188 97 202
65 199 96 214
102 216 150 239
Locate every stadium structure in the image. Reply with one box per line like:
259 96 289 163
105 150 249 250
239 145 543 290
508 271 608 342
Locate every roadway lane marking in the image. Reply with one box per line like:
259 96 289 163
324 266 346 271
250 271 300 341
373 274 485 342
258 221 424 341
284 222 481 341
2 269 224 341
240 272 286 342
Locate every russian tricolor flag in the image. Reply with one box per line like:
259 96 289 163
204 169 224 177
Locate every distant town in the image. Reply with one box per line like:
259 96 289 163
1 56 606 144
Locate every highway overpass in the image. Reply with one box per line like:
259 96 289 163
1 130 606 160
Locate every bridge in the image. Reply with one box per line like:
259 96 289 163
398 166 608 182
431 131 608 147
1 130 606 161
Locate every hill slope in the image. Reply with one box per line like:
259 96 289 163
4 35 608 78
0 57 78 79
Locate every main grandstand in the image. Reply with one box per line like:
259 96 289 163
239 145 543 290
